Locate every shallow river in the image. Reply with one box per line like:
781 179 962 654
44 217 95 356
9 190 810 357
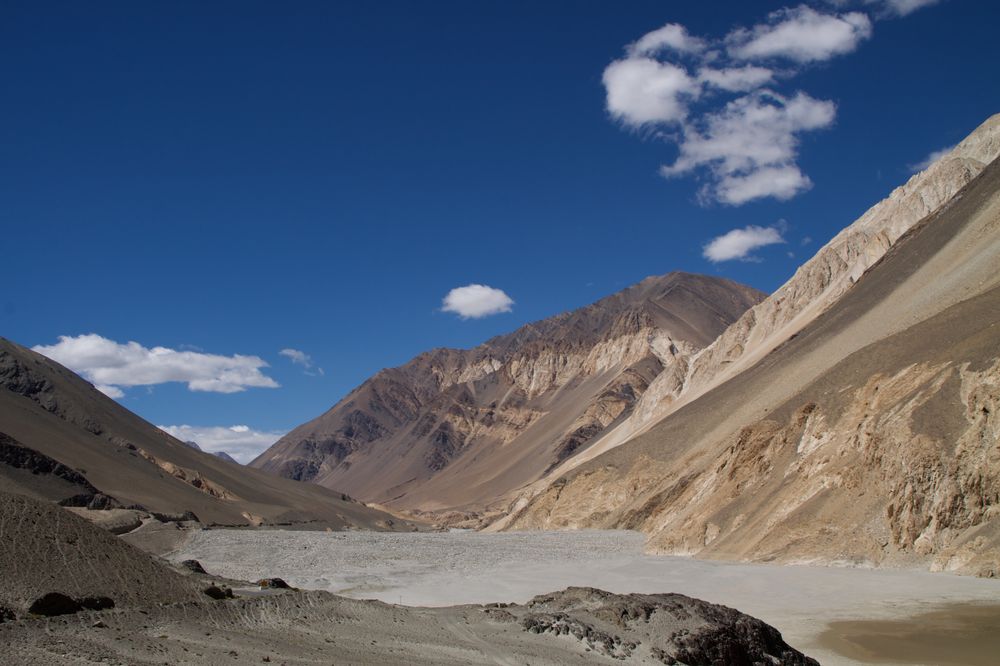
172 529 1000 666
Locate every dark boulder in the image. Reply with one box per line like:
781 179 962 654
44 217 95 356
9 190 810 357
27 592 115 616
28 592 82 616
180 559 207 574
203 585 234 600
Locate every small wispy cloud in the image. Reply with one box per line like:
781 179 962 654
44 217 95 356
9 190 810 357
868 0 941 18
159 424 286 464
33 334 278 398
279 348 324 376
441 284 514 319
703 224 786 262
908 144 955 173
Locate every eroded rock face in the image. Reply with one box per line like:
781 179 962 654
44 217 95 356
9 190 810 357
502 115 1000 574
520 587 818 666
252 273 764 512
555 114 1000 475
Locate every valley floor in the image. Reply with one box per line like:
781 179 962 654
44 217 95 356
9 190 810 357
173 529 1000 666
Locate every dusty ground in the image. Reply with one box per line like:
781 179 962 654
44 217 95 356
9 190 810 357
173 528 1000 665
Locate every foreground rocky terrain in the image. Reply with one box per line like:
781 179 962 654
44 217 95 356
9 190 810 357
499 115 1000 575
253 273 763 514
0 492 816 665
0 338 410 530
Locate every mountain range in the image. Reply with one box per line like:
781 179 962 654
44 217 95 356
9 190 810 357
250 273 765 515
250 113 1000 575
0 338 406 530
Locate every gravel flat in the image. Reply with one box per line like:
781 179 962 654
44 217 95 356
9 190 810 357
173 528 1000 665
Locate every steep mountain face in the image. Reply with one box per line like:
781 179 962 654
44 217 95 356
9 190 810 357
0 337 406 529
545 113 1000 480
501 116 1000 575
252 273 765 512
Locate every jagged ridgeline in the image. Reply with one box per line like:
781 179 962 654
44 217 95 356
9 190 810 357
502 114 1000 576
251 273 765 513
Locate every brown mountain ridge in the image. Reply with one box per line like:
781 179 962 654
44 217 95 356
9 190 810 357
252 272 765 514
0 337 407 530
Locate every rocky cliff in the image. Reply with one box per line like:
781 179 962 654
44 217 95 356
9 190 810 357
501 117 1000 575
251 273 764 513
548 114 1000 478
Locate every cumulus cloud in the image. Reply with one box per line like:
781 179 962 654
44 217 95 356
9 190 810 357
158 424 285 464
908 144 955 173
33 334 278 398
603 58 700 126
662 90 835 204
629 23 706 56
441 284 514 319
698 66 775 92
703 225 787 262
601 3 935 206
727 6 872 63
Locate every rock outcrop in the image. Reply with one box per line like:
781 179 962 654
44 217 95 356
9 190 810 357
252 273 764 513
521 587 817 665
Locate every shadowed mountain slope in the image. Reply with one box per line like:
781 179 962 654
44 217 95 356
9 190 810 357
252 273 764 513
0 337 407 529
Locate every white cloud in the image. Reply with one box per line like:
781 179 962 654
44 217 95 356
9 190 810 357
909 144 955 173
727 5 873 63
698 66 775 92
33 334 279 398
629 23 706 56
279 348 310 366
279 347 325 375
603 57 700 126
870 0 941 17
603 4 935 205
158 424 286 464
95 384 125 399
714 164 814 205
662 90 835 204
703 225 786 262
441 284 514 319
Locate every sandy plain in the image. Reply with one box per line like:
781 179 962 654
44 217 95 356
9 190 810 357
172 528 1000 666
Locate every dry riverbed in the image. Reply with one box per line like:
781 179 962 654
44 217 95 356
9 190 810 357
172 529 1000 665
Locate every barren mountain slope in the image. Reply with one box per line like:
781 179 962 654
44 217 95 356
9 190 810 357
0 337 406 529
547 113 1000 479
0 491 204 617
504 153 1000 575
252 273 764 512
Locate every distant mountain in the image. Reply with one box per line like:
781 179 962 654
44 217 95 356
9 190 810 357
0 337 405 529
182 439 241 465
214 451 240 465
501 113 1000 575
252 273 764 514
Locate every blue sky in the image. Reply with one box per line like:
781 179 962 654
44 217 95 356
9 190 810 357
3 1 998 460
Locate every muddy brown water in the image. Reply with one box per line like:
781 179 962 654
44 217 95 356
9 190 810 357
818 603 1000 665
